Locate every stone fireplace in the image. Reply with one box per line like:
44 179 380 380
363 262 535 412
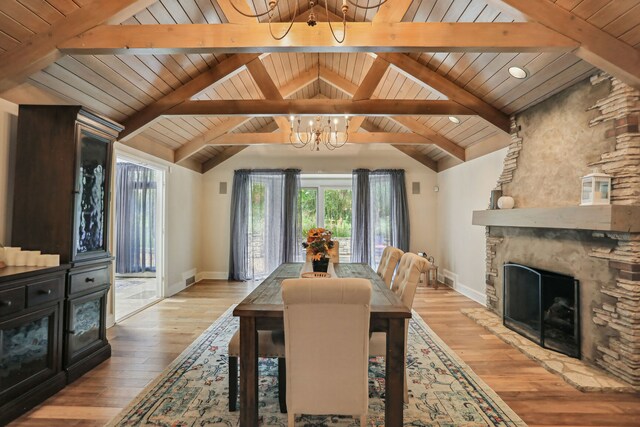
474 74 640 388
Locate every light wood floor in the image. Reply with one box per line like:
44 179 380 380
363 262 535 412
9 280 640 427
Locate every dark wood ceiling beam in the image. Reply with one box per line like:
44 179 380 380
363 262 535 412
0 0 158 92
59 22 578 54
165 99 474 116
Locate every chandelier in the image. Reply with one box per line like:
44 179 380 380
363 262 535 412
230 0 389 43
289 115 350 150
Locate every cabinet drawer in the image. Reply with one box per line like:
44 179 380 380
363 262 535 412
69 266 109 295
0 287 25 317
26 276 64 307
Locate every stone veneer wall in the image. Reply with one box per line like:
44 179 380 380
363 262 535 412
485 75 640 387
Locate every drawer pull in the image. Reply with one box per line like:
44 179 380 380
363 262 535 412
38 289 53 295
0 300 12 307
85 277 95 283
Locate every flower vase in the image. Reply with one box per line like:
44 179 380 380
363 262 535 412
312 258 330 273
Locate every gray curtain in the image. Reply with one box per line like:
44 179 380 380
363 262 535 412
283 169 302 262
115 163 157 274
389 170 410 252
228 170 251 281
351 169 370 264
350 169 410 268
228 169 301 281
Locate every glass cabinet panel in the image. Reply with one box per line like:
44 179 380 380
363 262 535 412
0 309 56 395
75 128 110 258
67 290 107 365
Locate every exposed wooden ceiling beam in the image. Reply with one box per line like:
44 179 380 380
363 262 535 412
166 99 474 116
119 53 259 141
245 58 290 132
204 132 443 146
353 57 389 101
371 0 414 23
174 116 249 164
60 22 577 54
215 0 255 24
390 116 465 161
175 65 318 164
377 52 511 133
489 0 640 89
202 146 248 173
319 65 465 161
391 145 438 171
0 0 157 92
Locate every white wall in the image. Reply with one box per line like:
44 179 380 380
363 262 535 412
115 145 203 297
0 99 18 246
200 144 438 278
435 148 507 305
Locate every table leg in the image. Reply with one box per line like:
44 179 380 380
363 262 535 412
385 318 405 427
239 317 258 426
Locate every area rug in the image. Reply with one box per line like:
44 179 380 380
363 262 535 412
108 307 527 426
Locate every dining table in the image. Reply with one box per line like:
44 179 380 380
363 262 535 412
233 262 411 426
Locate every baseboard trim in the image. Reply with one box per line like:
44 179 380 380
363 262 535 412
453 281 486 306
197 271 229 281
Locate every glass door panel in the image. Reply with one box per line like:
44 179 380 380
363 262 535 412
74 126 111 261
0 306 59 399
323 189 352 262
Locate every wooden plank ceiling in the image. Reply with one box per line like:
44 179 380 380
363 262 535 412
0 0 638 172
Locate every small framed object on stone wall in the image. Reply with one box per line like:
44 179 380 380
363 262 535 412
580 172 611 205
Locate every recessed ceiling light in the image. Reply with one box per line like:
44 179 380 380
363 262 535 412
448 116 460 124
508 66 528 79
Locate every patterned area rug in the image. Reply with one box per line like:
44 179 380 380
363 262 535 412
109 307 527 426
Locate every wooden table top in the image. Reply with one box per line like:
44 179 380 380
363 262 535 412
233 263 411 319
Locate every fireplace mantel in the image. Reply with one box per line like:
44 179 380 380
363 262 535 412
472 205 640 232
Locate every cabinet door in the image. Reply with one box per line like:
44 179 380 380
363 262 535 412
73 124 113 262
0 305 61 402
65 288 108 367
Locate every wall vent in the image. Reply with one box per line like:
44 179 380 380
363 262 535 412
442 269 458 288
185 276 196 287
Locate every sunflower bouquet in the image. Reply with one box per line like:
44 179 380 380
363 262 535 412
302 228 335 261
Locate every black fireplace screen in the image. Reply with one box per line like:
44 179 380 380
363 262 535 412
503 263 580 358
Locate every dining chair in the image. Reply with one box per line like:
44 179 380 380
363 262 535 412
228 329 287 413
376 246 404 287
370 252 430 402
282 278 372 427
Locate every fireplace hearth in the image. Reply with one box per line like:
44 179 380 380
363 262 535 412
503 263 580 358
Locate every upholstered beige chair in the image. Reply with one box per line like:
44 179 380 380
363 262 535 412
371 252 430 402
376 246 404 287
282 278 372 427
228 330 287 412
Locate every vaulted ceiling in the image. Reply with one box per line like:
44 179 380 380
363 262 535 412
0 0 638 172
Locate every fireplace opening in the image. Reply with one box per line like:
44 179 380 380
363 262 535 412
503 263 580 358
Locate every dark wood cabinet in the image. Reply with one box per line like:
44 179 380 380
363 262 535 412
7 105 123 423
12 106 121 265
0 266 67 426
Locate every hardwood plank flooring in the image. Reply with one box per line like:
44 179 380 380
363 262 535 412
9 281 640 426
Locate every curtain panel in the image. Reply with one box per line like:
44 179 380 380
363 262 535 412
228 169 301 281
350 169 410 267
115 163 157 274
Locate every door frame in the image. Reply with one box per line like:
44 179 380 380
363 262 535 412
111 152 167 323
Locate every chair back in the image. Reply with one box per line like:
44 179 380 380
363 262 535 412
282 278 371 417
391 253 430 310
376 246 404 287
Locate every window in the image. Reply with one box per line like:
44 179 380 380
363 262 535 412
300 175 352 262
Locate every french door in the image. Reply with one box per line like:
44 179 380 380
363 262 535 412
299 176 353 262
